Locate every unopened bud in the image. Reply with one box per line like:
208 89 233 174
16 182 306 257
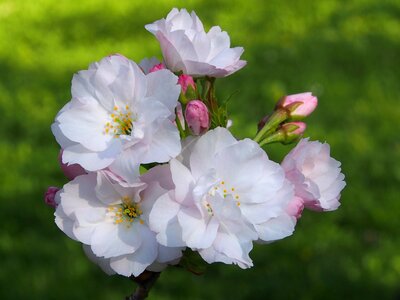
178 74 196 94
58 150 86 180
276 92 318 119
281 122 307 144
185 100 210 135
149 63 165 73
44 186 60 208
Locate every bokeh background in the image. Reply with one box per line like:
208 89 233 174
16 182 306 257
1 0 399 299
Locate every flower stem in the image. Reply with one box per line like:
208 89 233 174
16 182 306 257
125 271 161 300
253 109 288 143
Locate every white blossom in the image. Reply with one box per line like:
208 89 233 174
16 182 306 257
148 127 296 268
52 54 181 183
55 171 182 277
145 8 246 78
281 138 346 211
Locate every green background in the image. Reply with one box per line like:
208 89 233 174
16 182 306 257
1 0 399 299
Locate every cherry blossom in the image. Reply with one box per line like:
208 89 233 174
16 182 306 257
52 54 181 183
145 8 246 77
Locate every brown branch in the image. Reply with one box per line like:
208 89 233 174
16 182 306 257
125 271 161 300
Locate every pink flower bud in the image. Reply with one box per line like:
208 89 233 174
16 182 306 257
149 63 165 73
58 150 86 180
276 92 318 119
276 122 307 145
286 196 304 220
282 121 307 136
185 100 210 135
44 186 60 208
178 74 196 94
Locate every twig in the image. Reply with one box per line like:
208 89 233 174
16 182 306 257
125 271 161 300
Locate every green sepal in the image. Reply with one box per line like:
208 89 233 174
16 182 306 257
185 84 198 102
178 249 208 275
139 165 148 175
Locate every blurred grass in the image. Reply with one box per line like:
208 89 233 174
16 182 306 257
0 0 399 299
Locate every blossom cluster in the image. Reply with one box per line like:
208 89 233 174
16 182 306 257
46 8 346 278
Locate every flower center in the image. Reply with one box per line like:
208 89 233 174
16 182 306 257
208 180 241 206
108 196 144 228
104 105 135 137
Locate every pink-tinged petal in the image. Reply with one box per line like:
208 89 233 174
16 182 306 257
152 31 189 72
145 9 245 77
282 139 345 211
276 92 318 119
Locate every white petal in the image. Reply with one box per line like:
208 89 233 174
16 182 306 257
140 120 181 164
108 148 142 184
256 214 296 243
91 222 142 258
189 127 237 180
57 100 112 152
51 122 75 150
156 244 183 264
63 142 121 171
54 205 77 241
95 171 146 206
178 206 219 249
149 192 185 247
82 245 116 275
145 69 180 114
170 159 195 204
140 164 174 191
109 225 158 276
